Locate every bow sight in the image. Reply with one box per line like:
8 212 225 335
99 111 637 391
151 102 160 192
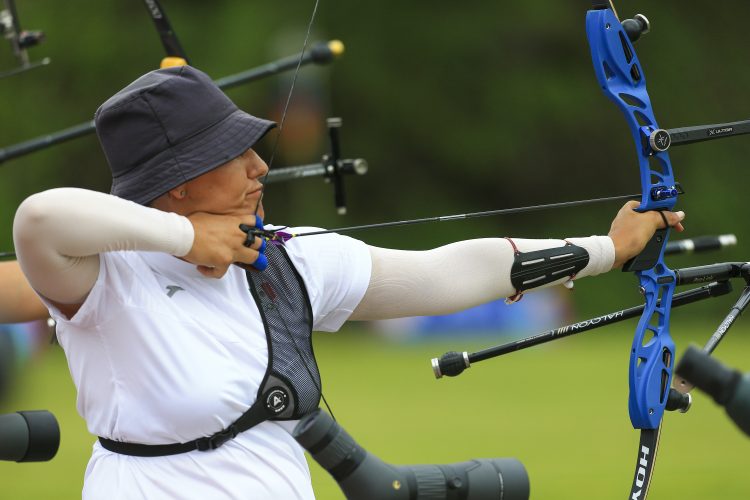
0 0 49 79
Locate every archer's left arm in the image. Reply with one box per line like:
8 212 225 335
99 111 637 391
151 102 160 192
349 236 611 321
349 202 685 321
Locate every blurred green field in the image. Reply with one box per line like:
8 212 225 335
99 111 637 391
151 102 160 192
1 321 748 499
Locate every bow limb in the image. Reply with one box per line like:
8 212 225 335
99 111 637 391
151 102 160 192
586 3 678 498
141 0 190 67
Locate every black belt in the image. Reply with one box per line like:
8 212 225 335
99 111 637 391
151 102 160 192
98 401 269 457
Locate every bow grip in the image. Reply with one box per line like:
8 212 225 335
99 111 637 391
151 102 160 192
622 227 669 272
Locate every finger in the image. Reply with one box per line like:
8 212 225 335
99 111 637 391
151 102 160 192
657 211 670 229
669 210 686 226
250 233 268 252
661 210 686 229
232 257 266 273
235 247 260 265
239 217 266 249
239 215 264 231
233 262 252 272
654 210 685 229
240 231 267 251
242 230 255 248
253 253 268 271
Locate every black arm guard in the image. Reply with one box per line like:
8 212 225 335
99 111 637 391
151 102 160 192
510 243 589 294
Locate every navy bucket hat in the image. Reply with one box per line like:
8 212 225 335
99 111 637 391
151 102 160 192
94 65 276 205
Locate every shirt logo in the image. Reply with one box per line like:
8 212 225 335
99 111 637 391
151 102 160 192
166 285 185 298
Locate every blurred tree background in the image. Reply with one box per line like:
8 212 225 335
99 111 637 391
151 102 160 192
0 0 749 497
0 0 748 318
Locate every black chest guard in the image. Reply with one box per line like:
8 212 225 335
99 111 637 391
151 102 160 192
98 243 321 457
245 243 321 421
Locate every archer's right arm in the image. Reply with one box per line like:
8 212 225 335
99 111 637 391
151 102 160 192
13 188 266 318
12 188 195 318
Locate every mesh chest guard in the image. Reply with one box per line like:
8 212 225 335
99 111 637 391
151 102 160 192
245 243 320 421
98 243 320 457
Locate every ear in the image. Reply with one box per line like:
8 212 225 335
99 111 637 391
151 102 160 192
169 183 188 200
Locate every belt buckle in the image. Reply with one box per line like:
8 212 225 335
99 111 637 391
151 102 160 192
196 425 238 451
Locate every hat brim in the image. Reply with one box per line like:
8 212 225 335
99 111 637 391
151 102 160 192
111 109 276 205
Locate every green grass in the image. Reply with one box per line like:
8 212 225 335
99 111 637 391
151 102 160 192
1 322 748 499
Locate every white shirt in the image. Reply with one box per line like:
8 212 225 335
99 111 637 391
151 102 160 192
44 229 371 500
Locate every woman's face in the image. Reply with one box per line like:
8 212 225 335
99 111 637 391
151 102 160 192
181 148 268 219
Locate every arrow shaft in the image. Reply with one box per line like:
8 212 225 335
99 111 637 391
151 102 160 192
291 193 639 238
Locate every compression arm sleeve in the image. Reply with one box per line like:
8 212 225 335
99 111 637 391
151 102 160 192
350 236 613 321
13 188 194 304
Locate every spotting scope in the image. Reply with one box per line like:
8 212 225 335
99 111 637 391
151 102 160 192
293 409 530 499
0 410 59 462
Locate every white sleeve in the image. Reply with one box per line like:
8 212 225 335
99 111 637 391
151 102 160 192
351 235 614 320
13 188 194 304
279 227 371 332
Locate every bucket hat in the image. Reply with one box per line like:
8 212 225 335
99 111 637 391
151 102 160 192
94 65 276 205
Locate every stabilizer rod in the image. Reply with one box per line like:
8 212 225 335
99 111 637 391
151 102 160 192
432 280 732 379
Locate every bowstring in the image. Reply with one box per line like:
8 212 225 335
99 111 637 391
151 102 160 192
253 0 321 217
250 0 336 421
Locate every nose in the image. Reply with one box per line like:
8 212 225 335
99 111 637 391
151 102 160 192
246 149 269 179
